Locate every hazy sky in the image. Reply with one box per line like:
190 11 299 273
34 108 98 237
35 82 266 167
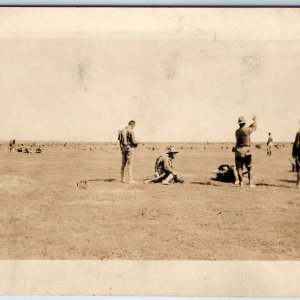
0 38 299 142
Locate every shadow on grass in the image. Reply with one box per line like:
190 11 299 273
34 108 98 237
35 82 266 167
279 179 297 184
255 182 293 189
190 181 233 187
191 181 295 189
77 178 117 189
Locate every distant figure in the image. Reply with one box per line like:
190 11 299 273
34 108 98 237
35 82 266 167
292 121 300 188
36 147 43 154
234 115 257 188
145 146 184 185
215 164 239 185
118 120 138 184
9 139 16 152
267 132 273 156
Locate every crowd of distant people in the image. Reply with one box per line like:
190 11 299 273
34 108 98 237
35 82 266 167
8 141 43 154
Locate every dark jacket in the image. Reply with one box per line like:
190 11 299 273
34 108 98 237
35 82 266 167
292 131 300 159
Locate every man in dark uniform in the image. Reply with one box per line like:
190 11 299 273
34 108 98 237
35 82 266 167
234 115 257 188
119 120 138 184
292 121 300 188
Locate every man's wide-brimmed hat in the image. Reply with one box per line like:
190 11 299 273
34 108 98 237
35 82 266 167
166 146 178 154
238 116 246 124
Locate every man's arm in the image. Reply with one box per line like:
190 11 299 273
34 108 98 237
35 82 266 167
129 129 138 146
246 116 257 133
163 158 177 176
121 130 128 146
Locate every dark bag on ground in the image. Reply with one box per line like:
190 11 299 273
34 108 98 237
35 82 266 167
216 164 236 183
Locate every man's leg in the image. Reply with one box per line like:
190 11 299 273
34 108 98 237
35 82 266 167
235 157 244 187
127 151 138 184
296 160 300 188
232 166 239 185
237 168 244 187
247 169 254 187
121 154 127 183
162 173 174 185
245 155 255 188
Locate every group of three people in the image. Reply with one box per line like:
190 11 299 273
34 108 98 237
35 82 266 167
119 117 300 188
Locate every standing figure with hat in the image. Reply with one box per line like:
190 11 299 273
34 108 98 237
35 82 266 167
234 115 257 188
144 146 184 185
292 120 300 188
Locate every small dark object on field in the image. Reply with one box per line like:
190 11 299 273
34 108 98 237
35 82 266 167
24 147 32 154
256 144 262 149
77 180 88 189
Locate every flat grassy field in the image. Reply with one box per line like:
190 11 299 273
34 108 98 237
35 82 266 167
0 143 299 259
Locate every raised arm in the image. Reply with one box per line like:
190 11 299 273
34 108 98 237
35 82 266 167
246 116 257 133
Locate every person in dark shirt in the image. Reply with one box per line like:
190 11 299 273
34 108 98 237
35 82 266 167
292 122 300 188
118 120 138 184
234 115 257 188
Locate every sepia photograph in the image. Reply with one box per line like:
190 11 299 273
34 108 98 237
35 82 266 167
0 6 299 295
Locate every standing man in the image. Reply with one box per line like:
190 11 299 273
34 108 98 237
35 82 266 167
118 120 138 184
234 115 257 188
267 132 273 156
292 121 300 188
9 139 16 152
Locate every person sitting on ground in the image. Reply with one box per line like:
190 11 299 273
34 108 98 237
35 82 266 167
267 132 273 156
144 146 184 185
292 121 300 188
214 164 239 185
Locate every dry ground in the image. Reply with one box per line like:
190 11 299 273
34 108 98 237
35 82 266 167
0 143 299 259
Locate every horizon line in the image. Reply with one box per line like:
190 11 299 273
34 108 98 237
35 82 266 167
0 139 293 144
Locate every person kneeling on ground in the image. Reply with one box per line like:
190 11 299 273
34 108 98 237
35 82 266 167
214 164 239 185
144 146 184 185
